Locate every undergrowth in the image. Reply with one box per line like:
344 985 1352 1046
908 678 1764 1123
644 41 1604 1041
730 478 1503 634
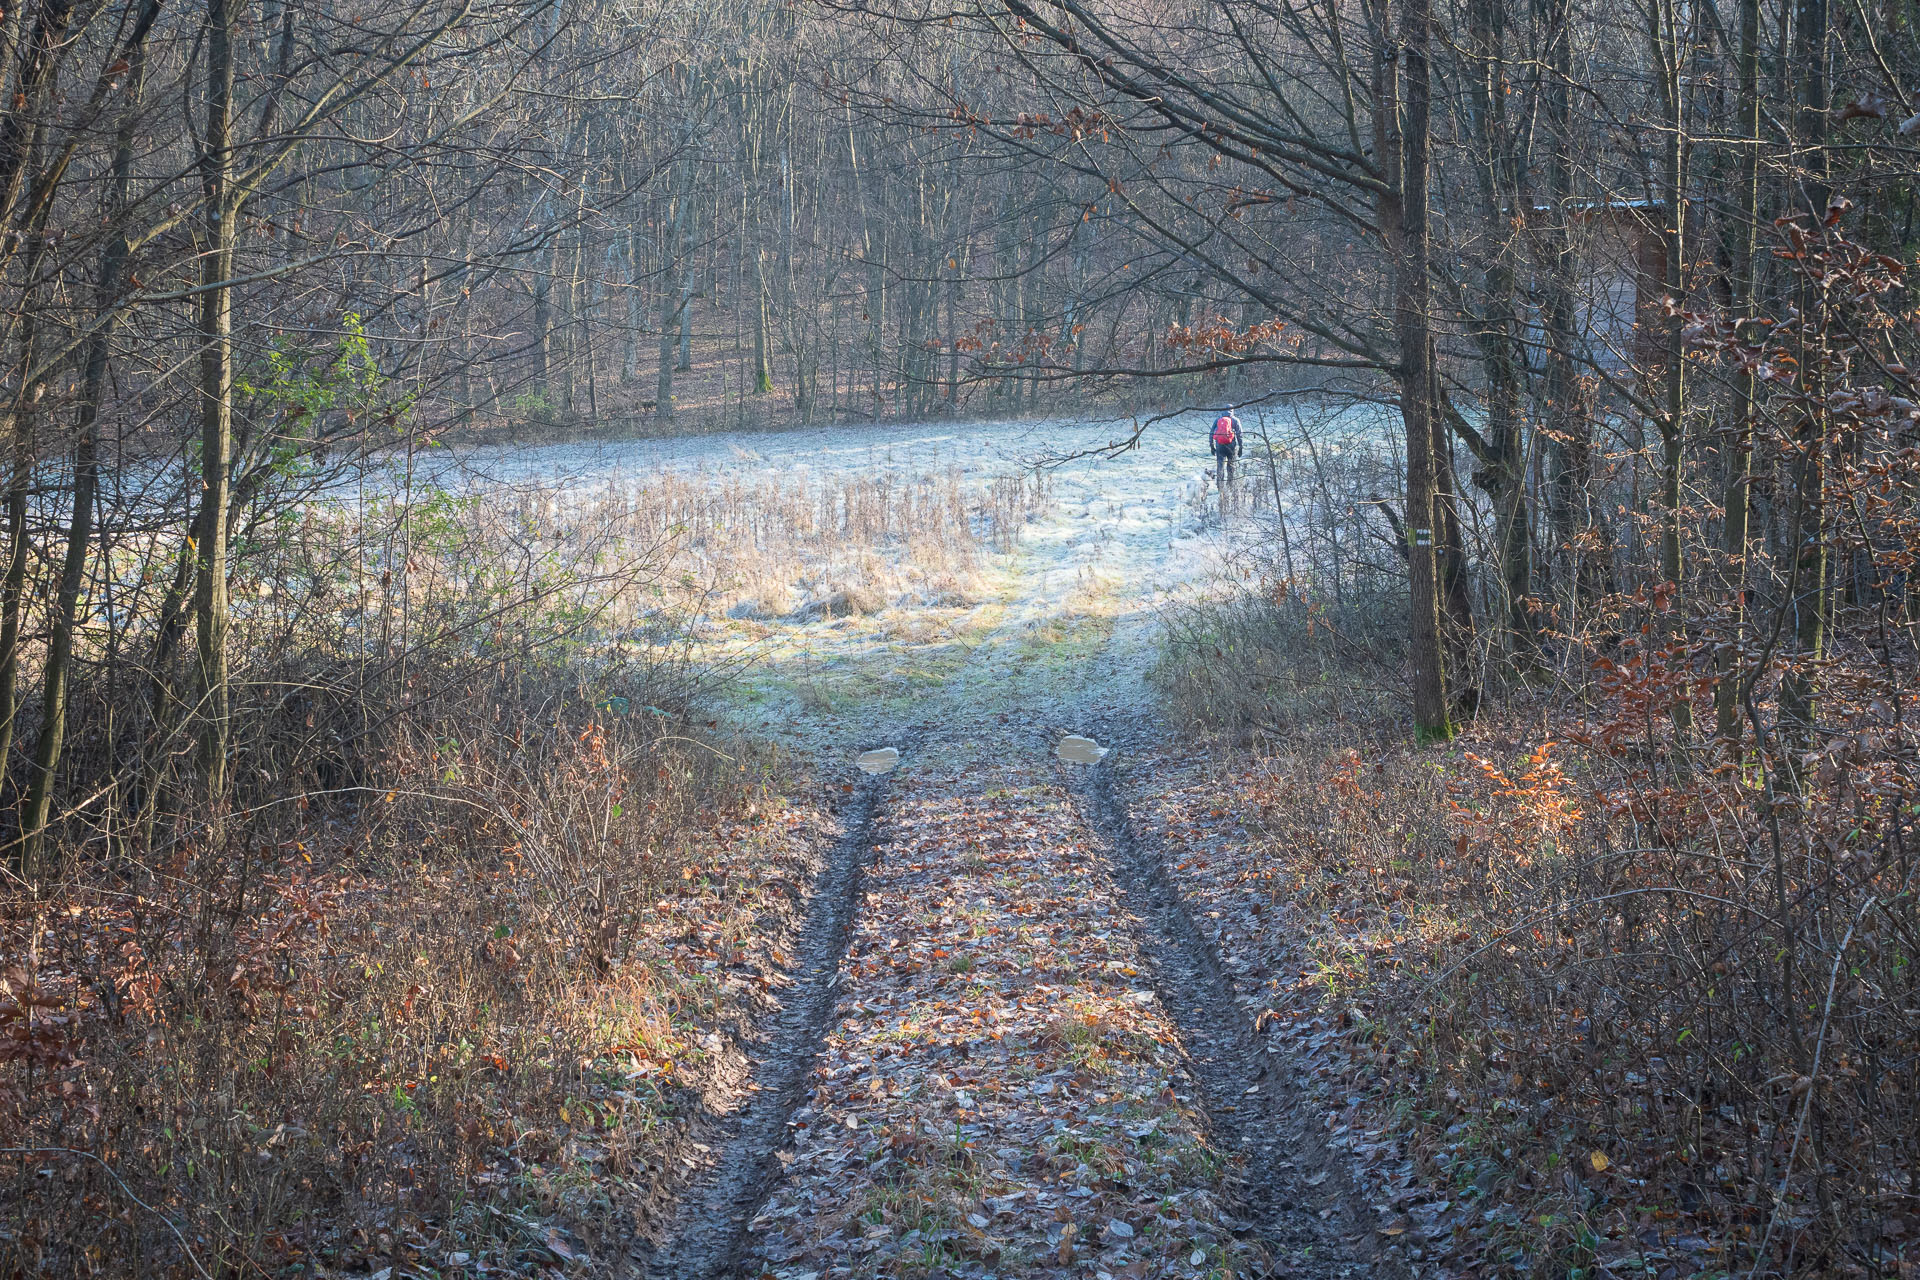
1157 585 1920 1278
0 466 860 1276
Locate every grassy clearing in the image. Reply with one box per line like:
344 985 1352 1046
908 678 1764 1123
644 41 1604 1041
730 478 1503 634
623 465 1047 625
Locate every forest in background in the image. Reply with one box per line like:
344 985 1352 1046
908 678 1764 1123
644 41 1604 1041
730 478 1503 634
3 0 1920 1271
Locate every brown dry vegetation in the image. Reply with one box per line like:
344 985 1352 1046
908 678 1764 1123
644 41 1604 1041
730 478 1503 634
619 466 1048 621
0 458 1024 1276
5 692 820 1277
1152 579 1920 1278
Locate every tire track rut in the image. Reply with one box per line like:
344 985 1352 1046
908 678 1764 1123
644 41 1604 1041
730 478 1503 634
639 772 889 1280
1072 754 1388 1279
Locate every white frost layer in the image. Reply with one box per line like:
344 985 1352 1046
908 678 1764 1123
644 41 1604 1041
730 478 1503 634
419 405 1396 743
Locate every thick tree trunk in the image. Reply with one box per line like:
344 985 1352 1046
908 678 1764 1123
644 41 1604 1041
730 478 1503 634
1377 0 1450 740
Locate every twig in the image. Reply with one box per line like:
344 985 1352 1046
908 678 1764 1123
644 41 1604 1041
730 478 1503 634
1414 885 1785 1005
1748 891 1882 1278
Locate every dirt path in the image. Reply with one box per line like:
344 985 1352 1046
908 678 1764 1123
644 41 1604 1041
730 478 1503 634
738 757 1287 1279
640 728 1374 1275
1074 760 1379 1277
637 418 1384 1277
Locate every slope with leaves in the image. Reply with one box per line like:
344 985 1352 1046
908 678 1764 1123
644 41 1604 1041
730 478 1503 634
1 707 840 1277
1128 705 1920 1279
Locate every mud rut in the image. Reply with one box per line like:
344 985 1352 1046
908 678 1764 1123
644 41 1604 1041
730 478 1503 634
637 718 1386 1279
637 777 888 1279
1071 757 1383 1278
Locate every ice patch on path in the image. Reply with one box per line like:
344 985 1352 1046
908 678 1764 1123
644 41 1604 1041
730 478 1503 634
1056 735 1109 764
856 747 900 774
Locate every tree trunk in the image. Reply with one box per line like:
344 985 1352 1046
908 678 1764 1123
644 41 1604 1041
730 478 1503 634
1648 0 1693 743
0 0 80 791
845 107 886 416
1378 0 1450 741
753 248 774 394
1650 0 1690 608
740 78 774 397
0 420 30 797
21 16 153 875
0 239 50 801
677 253 695 374
655 153 695 421
1714 0 1762 739
530 256 552 401
193 0 240 809
623 223 643 382
1465 0 1534 657
564 136 593 415
1539 0 1605 611
1433 357 1478 708
1778 0 1829 768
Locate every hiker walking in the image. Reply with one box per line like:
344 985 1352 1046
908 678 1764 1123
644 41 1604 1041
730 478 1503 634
1210 411 1243 488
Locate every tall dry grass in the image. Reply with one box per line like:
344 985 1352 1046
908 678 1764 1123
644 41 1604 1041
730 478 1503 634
608 465 1049 619
0 452 1045 1275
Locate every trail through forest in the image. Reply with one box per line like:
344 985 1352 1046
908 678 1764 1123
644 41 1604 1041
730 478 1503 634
625 414 1388 1279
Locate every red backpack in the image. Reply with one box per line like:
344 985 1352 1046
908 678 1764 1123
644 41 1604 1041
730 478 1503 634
1212 416 1238 447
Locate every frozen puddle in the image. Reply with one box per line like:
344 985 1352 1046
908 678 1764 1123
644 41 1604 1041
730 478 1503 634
856 747 901 774
1056 735 1109 764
